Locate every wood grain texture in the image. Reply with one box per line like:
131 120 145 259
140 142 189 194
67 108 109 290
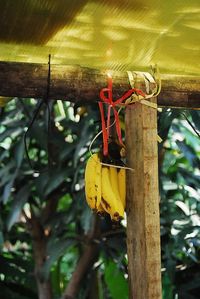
125 97 162 299
0 61 199 109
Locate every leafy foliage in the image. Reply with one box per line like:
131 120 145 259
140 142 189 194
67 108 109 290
159 109 200 299
0 100 199 299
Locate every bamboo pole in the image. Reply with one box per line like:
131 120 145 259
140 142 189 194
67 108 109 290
125 97 162 299
0 61 199 109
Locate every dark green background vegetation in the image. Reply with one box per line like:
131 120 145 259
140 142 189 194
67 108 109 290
0 99 199 298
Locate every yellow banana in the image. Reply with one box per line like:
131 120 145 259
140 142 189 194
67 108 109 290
101 166 124 221
96 203 105 215
109 166 121 201
94 155 102 210
85 153 126 221
84 153 101 210
117 168 126 209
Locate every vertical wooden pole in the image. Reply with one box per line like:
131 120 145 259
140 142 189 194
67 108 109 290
125 98 162 299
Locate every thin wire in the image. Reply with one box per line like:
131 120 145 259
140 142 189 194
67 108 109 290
24 54 52 173
89 106 134 172
89 107 123 156
45 55 52 169
101 161 134 172
45 54 51 102
24 100 44 172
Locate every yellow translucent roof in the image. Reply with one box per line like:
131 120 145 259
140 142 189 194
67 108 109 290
0 0 200 75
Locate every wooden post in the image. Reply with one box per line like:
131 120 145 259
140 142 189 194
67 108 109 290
125 97 162 299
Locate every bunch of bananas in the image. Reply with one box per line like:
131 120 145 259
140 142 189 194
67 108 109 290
84 153 126 221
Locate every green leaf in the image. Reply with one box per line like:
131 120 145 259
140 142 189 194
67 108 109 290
0 231 4 249
0 161 15 184
105 261 128 299
14 139 24 168
162 272 174 299
178 167 200 189
2 179 15 204
73 120 91 167
41 238 76 280
158 109 179 141
44 169 68 196
175 201 190 216
34 172 49 196
0 255 27 279
176 140 200 168
190 111 200 132
6 185 30 231
0 280 37 299
80 205 93 233
0 146 9 162
28 122 48 151
0 127 23 143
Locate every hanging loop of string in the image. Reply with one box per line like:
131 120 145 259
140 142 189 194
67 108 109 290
88 117 134 172
24 54 52 174
98 68 161 157
98 74 146 156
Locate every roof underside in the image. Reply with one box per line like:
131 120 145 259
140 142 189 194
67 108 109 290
0 0 200 76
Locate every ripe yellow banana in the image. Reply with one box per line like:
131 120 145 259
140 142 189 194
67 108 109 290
84 153 101 211
117 168 126 209
109 166 121 201
84 153 126 221
101 166 124 221
96 203 105 215
94 156 102 210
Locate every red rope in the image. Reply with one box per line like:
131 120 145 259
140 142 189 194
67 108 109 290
98 102 108 156
99 76 146 156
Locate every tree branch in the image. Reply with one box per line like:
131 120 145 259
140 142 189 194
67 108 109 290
61 215 101 299
30 208 53 299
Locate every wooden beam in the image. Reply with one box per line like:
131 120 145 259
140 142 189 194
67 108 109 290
125 97 162 299
0 61 199 109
